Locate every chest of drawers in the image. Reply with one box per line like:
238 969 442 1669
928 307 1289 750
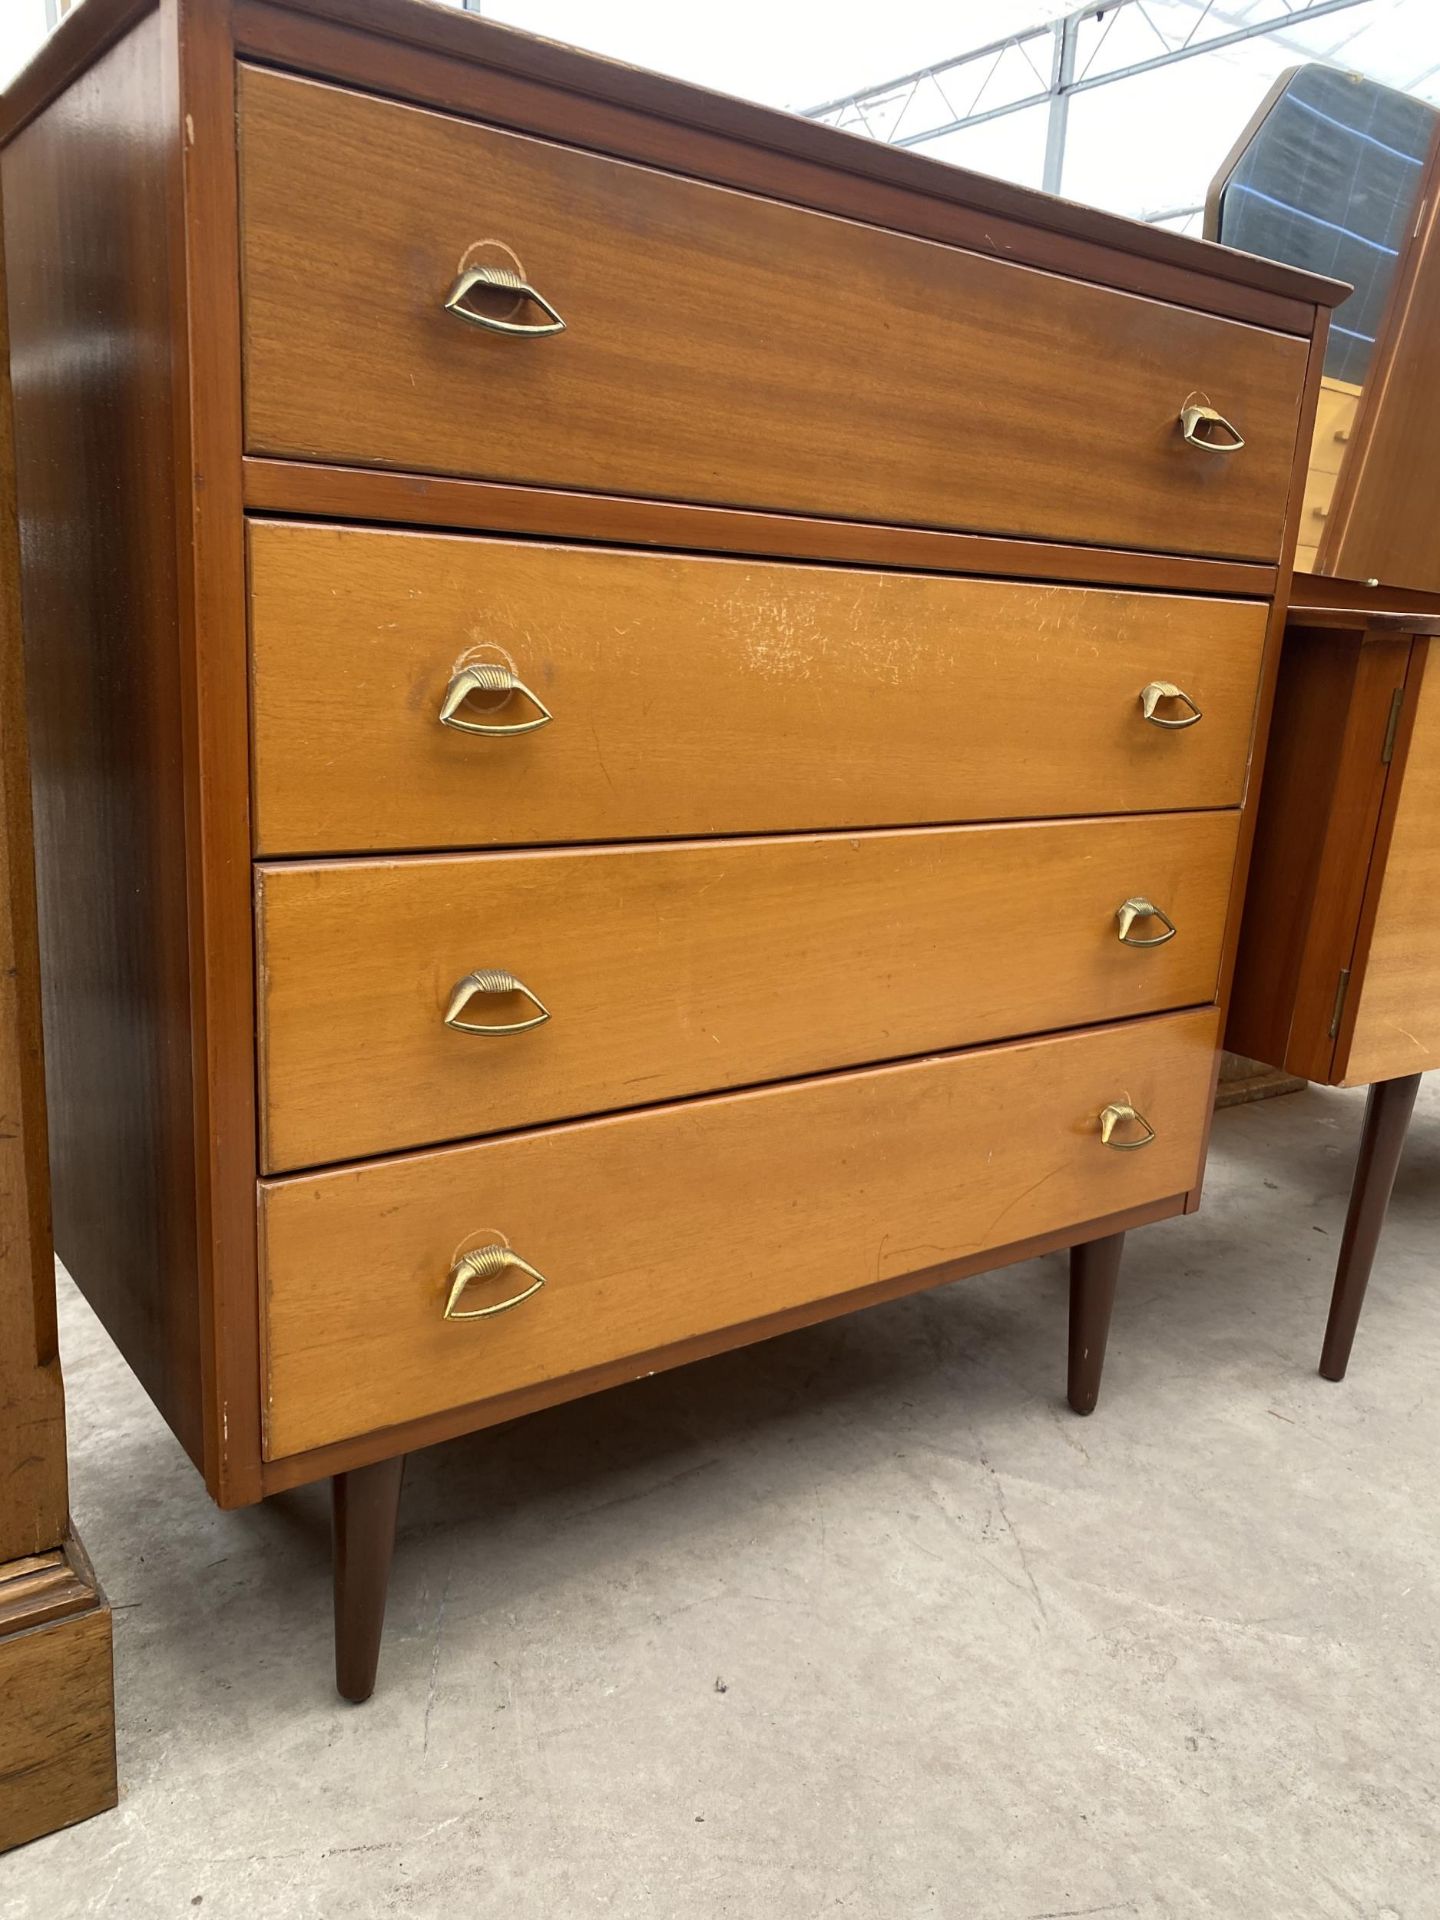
0 0 1339 1700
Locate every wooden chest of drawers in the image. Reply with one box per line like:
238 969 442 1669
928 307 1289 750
0 0 1340 1698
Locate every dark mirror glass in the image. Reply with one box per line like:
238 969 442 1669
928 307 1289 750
1212 65 1436 385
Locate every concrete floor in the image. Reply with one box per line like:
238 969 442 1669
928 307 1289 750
5 1081 1440 1920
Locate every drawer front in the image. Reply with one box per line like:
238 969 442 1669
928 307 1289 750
239 68 1306 561
249 524 1269 855
257 814 1237 1171
261 1008 1220 1456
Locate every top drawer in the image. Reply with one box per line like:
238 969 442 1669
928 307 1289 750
238 68 1308 563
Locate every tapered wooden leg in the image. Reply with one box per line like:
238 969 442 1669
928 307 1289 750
1320 1073 1421 1383
1068 1231 1126 1415
332 1455 406 1704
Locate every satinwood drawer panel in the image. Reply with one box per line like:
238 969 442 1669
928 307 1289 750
256 813 1237 1171
248 524 1269 855
238 67 1306 561
260 1007 1220 1456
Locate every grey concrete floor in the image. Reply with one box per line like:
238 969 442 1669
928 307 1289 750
5 1080 1440 1920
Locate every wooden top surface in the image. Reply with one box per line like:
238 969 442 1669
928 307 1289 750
1288 571 1440 635
1 0 1348 319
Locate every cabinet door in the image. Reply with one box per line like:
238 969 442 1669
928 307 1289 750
1341 642 1440 1083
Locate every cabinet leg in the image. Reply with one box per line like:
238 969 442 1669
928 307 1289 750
332 1455 406 1704
1068 1231 1126 1415
1320 1073 1421 1383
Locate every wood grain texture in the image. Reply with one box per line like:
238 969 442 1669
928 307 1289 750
1 11 205 1464
1341 643 1440 1082
1226 630 1409 1082
259 1188 1189 1493
0 1548 93 1636
0 204 115 1807
0 1571 116 1852
249 523 1270 855
242 460 1280 599
170 0 266 1505
257 813 1238 1170
230 0 1344 326
238 67 1308 562
0 0 1330 1520
261 1008 1219 1456
1289 575 1440 621
0 0 155 146
0 202 67 1563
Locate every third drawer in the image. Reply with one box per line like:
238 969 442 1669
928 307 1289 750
256 810 1239 1171
249 522 1269 855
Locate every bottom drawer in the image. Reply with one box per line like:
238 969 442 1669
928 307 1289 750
260 1008 1220 1457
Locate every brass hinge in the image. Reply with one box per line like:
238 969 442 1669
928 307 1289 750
1382 687 1405 764
1329 967 1351 1040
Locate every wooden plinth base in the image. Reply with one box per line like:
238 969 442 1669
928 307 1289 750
0 1532 117 1852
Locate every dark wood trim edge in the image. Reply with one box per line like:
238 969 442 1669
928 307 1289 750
169 0 265 1503
1290 572 1440 621
241 459 1280 597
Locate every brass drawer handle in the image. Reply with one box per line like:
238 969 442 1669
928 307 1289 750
1115 897 1177 948
1099 1102 1156 1151
444 1245 546 1320
444 265 566 337
1179 401 1244 453
1140 681 1202 729
440 663 553 736
444 969 550 1036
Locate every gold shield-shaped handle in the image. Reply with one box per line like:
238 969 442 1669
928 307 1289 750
1140 682 1203 730
443 970 550 1036
440 663 553 736
1115 897 1177 948
444 1245 547 1320
444 264 566 337
1098 1103 1157 1151
1179 401 1244 453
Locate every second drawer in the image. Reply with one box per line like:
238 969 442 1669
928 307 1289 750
256 811 1239 1170
249 523 1269 856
